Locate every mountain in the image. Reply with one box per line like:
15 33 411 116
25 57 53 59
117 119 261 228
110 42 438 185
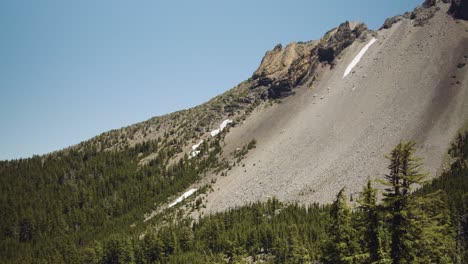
202 0 468 213
1 0 468 263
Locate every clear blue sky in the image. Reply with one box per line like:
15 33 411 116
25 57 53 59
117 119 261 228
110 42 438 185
0 0 422 160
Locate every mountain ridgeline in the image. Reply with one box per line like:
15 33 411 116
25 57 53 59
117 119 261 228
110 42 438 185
1 0 468 263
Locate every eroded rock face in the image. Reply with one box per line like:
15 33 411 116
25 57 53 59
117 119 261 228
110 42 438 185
318 22 364 63
251 21 369 99
412 3 439 26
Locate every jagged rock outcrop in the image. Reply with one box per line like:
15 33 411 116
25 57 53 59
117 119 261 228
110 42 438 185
381 15 404 29
318 22 366 63
251 21 369 99
381 12 415 29
412 0 441 26
381 0 456 29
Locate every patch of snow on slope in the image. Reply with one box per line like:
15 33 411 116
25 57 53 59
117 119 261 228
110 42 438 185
210 129 220 137
192 140 203 150
219 119 233 131
189 141 204 159
168 188 197 208
210 119 233 137
343 38 377 78
189 150 200 159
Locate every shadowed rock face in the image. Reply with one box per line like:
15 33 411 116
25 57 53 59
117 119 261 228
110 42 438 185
318 22 367 64
449 0 468 19
251 21 369 99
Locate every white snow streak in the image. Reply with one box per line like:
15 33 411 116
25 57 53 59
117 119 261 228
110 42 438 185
168 188 197 208
343 38 377 78
210 119 233 137
210 129 220 137
192 140 203 151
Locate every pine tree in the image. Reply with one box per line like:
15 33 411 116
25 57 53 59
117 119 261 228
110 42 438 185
324 188 359 264
406 190 455 264
141 231 163 263
102 236 134 264
380 142 427 264
285 225 309 264
81 241 103 264
358 180 386 264
178 226 194 252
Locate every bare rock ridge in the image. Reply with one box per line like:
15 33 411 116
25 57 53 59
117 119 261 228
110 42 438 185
76 19 372 153
382 0 467 29
251 21 368 99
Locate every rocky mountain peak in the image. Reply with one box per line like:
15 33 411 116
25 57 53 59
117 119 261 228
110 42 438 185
251 21 369 99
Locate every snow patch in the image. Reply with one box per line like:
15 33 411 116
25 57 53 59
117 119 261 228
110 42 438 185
168 188 197 208
192 140 203 151
219 119 233 131
189 150 201 159
188 140 204 159
210 129 220 137
343 38 377 78
210 119 233 137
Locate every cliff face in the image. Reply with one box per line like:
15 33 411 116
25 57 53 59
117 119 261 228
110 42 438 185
250 21 368 99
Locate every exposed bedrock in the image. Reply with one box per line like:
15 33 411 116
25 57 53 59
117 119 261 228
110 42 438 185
251 21 368 99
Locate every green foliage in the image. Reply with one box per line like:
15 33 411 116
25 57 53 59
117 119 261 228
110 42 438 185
2 132 468 263
379 142 427 264
323 188 360 264
357 180 386 264
0 136 225 263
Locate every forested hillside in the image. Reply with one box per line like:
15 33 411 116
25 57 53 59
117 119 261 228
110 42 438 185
2 131 466 263
0 133 231 263
78 133 467 264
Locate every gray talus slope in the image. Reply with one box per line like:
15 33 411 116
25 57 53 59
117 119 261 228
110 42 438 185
204 5 468 213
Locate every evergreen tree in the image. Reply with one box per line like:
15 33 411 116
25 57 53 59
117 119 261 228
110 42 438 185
102 236 134 264
141 232 163 263
178 226 194 252
358 180 386 264
380 142 426 264
81 241 103 264
285 225 309 264
406 190 455 264
324 188 359 264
